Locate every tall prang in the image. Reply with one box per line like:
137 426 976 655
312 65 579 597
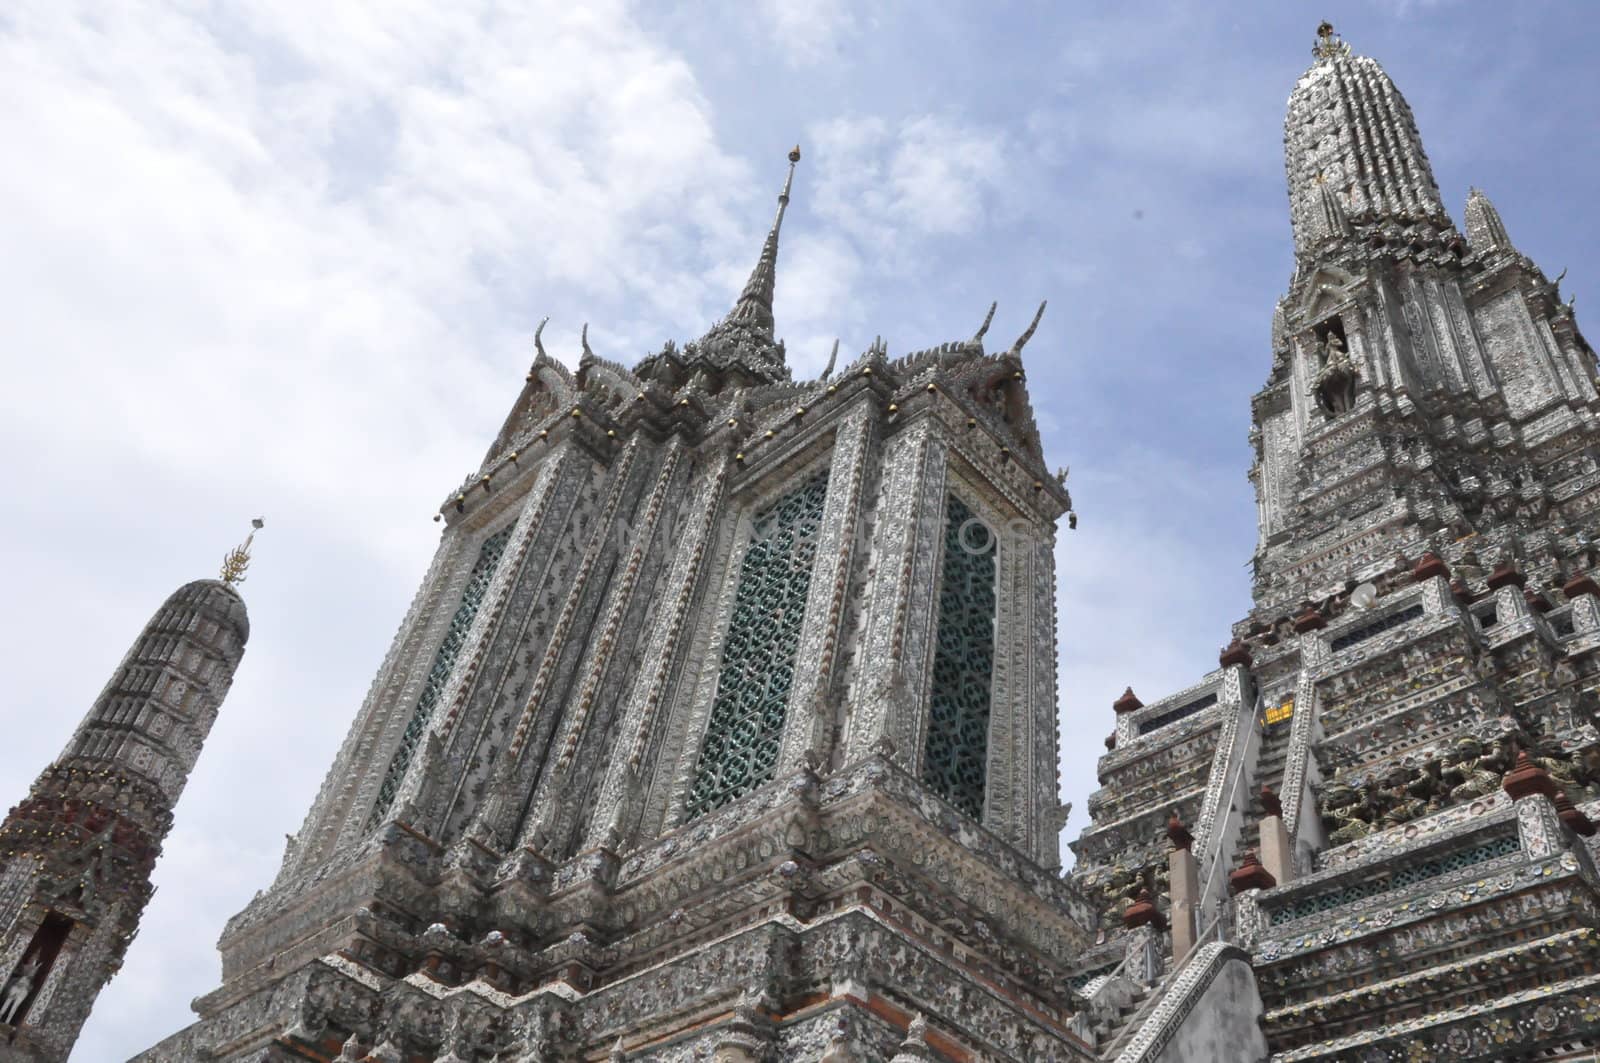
0 532 254 1061
1068 23 1600 1062
1251 20 1599 616
135 150 1103 1061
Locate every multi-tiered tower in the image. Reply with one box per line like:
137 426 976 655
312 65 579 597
136 152 1099 1061
0 553 252 1061
1070 23 1600 1061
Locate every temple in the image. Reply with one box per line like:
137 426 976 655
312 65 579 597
1067 22 1600 1061
132 144 1094 1060
9 19 1597 1063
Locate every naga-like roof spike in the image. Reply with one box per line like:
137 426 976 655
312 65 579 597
580 322 595 363
533 316 550 362
972 301 998 345
1007 300 1047 358
821 337 840 380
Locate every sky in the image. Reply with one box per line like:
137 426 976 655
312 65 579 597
1 2 1597 1057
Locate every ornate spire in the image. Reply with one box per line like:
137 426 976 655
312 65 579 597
1464 187 1513 253
682 147 802 383
0 575 248 1053
1285 27 1448 258
728 145 800 333
220 517 265 585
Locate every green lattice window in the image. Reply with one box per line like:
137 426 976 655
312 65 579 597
922 495 997 819
684 470 829 820
367 525 513 827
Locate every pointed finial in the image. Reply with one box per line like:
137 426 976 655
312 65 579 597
720 146 802 335
821 337 840 380
580 322 595 363
776 145 801 218
1006 301 1047 357
220 518 264 585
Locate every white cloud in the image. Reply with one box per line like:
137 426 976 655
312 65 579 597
757 0 860 66
0 2 761 1055
808 113 1010 255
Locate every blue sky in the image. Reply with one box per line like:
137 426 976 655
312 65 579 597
0 2 1596 1056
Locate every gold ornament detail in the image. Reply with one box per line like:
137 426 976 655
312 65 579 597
1313 21 1350 60
220 518 265 585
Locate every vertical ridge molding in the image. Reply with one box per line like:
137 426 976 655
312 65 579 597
776 406 875 775
1034 533 1064 867
436 455 579 741
649 475 752 835
552 440 687 776
459 440 645 847
844 421 946 765
994 510 1031 844
508 441 644 762
583 453 733 850
429 452 596 837
522 441 689 851
377 453 576 834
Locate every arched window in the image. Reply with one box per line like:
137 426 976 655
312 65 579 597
922 495 997 819
685 469 829 820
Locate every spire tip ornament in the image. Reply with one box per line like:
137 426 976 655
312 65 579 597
220 518 264 585
1313 21 1350 60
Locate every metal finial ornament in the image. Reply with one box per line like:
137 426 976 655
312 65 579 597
220 518 264 585
778 146 801 209
1313 21 1349 60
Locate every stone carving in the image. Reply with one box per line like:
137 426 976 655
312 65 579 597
1311 331 1359 415
0 954 42 1026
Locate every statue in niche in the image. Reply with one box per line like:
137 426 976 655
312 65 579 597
1312 330 1359 415
0 953 41 1026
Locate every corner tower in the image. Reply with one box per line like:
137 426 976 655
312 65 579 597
137 153 1097 1061
1070 24 1600 1061
0 534 253 1061
1250 21 1598 618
